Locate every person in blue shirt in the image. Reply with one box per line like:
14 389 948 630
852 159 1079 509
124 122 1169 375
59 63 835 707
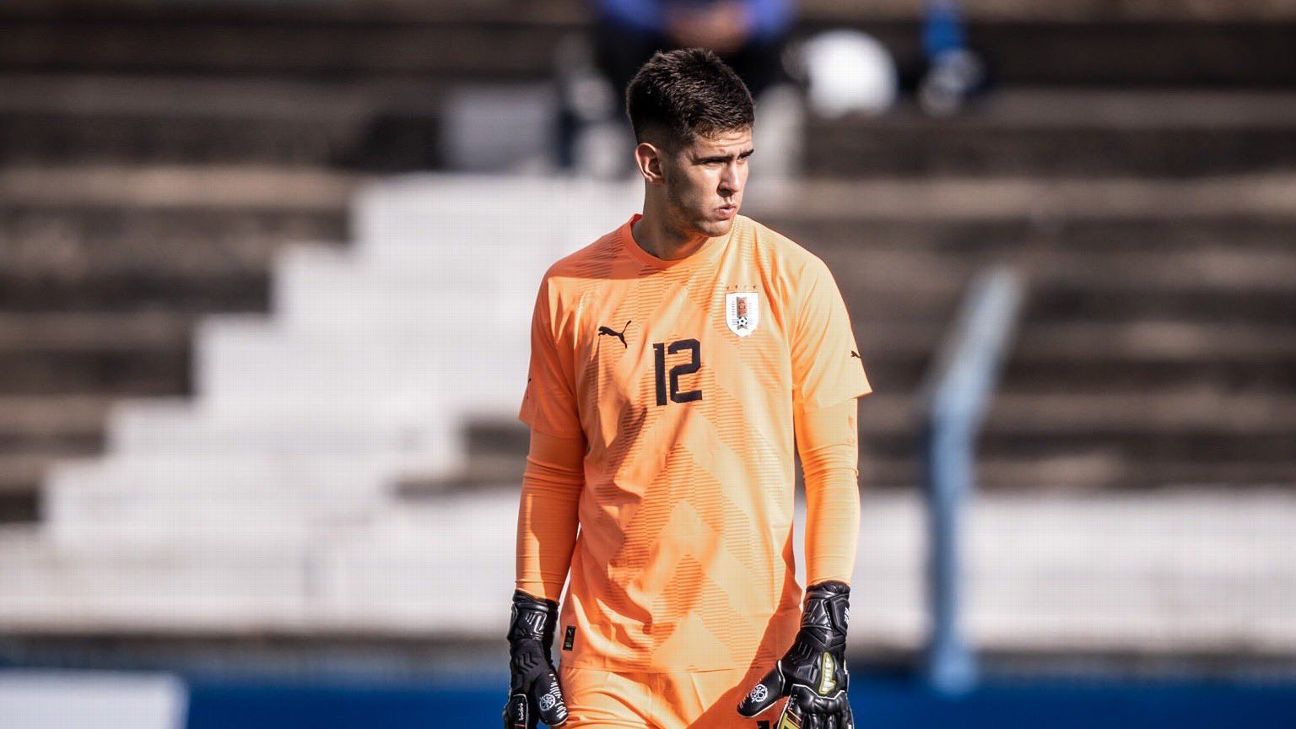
594 0 795 105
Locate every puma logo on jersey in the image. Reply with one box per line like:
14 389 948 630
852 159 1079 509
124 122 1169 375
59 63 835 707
850 350 860 359
598 320 631 349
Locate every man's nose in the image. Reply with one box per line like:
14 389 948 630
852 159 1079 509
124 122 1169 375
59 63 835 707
719 162 742 195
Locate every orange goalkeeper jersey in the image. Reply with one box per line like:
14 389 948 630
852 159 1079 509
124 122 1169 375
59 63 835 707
517 213 871 672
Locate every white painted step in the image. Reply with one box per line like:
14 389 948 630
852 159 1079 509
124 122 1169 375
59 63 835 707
106 400 462 468
0 670 187 729
195 318 526 419
0 529 310 633
353 175 639 260
272 246 540 337
840 489 1296 653
313 495 517 635
43 454 402 549
275 239 554 301
3 489 1294 651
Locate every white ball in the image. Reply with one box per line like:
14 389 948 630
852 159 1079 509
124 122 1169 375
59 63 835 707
803 30 898 117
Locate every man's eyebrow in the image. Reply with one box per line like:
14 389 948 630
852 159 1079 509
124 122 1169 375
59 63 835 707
694 148 756 163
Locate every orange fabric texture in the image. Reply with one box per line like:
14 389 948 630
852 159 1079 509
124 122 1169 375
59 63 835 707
515 429 586 602
517 214 871 672
559 664 762 729
797 397 863 586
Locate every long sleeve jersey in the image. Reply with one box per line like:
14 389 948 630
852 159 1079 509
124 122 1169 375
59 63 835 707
516 213 870 672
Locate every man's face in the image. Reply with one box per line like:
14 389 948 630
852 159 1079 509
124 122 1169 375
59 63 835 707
660 127 753 239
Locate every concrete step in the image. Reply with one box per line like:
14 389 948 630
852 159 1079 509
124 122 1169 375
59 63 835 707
750 176 1296 226
827 19 1296 88
753 176 1296 331
0 313 191 395
983 391 1296 438
844 488 1296 654
0 166 352 312
0 495 516 637
194 317 526 419
352 174 638 256
456 386 1296 489
1007 321 1296 392
104 399 464 477
1037 247 1296 294
0 395 109 454
0 526 313 634
1023 286 1296 327
853 454 1296 491
802 0 1296 22
42 453 406 549
786 218 1296 266
2 2 1293 88
844 283 1296 330
804 91 1296 177
0 74 446 169
5 487 1294 654
0 396 107 516
817 241 1296 295
851 321 1296 394
823 240 1296 327
0 8 574 80
0 455 56 522
270 244 550 335
0 165 355 219
396 450 1296 495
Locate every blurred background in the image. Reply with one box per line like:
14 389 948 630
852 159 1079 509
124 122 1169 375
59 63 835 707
1 0 1295 726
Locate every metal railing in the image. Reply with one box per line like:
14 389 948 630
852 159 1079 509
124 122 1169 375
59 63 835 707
915 266 1025 694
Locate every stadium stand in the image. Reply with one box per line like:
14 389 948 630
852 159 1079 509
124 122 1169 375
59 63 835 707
0 0 1294 672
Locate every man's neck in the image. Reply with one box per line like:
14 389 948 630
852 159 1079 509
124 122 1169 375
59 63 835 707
631 203 709 261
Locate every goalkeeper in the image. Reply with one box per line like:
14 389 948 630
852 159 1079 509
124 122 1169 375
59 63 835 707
507 48 870 729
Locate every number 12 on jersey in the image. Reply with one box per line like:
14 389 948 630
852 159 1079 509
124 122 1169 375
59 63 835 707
653 339 702 406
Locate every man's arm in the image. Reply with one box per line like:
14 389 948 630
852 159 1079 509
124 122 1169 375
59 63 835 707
506 428 584 728
741 254 867 727
509 270 583 728
738 397 860 728
515 428 585 601
796 396 862 586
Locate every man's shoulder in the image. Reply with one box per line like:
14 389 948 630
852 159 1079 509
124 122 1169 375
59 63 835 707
737 214 828 274
542 221 627 284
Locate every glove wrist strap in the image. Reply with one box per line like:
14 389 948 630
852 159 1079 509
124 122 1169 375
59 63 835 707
508 590 559 651
800 581 850 649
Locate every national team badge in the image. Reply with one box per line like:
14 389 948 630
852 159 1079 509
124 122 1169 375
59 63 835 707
726 291 760 337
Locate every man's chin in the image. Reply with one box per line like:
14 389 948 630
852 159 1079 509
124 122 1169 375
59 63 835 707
697 218 735 238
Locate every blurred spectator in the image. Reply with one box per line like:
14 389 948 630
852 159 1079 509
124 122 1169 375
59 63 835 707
594 0 795 103
559 0 796 173
917 0 989 116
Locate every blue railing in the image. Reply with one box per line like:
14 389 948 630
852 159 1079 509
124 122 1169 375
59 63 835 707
915 267 1025 694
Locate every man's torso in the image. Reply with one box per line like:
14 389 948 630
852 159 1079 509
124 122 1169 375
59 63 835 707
531 214 836 671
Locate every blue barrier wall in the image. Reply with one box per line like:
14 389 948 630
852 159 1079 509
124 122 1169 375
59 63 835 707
186 672 1296 729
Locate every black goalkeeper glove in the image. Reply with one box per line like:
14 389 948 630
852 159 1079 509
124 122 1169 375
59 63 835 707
738 581 854 729
503 590 568 728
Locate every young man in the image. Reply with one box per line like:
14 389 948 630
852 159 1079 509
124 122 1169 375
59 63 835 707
506 49 870 729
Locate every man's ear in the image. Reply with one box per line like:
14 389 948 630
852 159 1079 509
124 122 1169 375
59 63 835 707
634 142 666 185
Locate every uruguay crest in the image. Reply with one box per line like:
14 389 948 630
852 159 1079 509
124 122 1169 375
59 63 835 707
726 291 760 337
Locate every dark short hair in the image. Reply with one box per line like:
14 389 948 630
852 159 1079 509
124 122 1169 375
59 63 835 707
625 48 755 150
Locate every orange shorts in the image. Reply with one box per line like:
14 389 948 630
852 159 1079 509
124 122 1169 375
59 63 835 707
559 664 774 729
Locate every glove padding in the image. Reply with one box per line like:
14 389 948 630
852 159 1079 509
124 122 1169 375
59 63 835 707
738 581 854 729
503 591 568 728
